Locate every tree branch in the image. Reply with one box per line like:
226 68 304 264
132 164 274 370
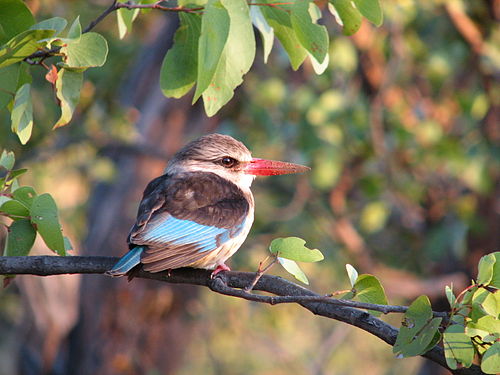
24 0 297 64
0 256 485 375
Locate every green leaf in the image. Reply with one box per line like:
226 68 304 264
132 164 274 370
481 342 500 374
487 252 500 288
329 0 363 36
466 315 500 339
10 83 33 144
269 237 324 262
0 150 15 170
64 236 73 251
261 4 307 70
53 68 83 129
278 257 309 285
8 168 27 180
12 186 36 209
193 0 230 102
345 263 358 287
66 16 82 40
478 253 496 285
30 193 65 255
117 0 140 39
202 0 256 116
443 325 475 369
424 330 442 354
0 63 20 109
0 199 29 217
61 32 108 68
0 29 55 68
472 287 499 318
30 17 67 35
160 13 201 98
0 0 35 45
393 295 443 357
353 274 388 316
353 0 383 26
291 0 329 65
250 6 273 63
3 219 36 256
445 285 456 308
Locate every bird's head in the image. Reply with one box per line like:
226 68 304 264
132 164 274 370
166 134 309 189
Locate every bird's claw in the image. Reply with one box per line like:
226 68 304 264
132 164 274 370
210 264 231 279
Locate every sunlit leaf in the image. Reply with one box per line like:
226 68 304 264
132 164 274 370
354 274 388 316
393 296 442 357
269 237 324 262
3 219 36 256
53 68 83 129
0 29 55 68
481 342 500 374
30 193 65 255
250 6 273 63
477 252 500 287
329 0 362 36
117 0 140 39
278 257 309 285
472 287 499 318
202 0 256 116
466 315 500 340
291 0 328 65
443 325 474 369
10 83 33 144
61 32 108 68
66 16 82 40
30 17 67 35
261 4 307 70
0 150 15 170
345 263 358 287
193 0 230 102
160 13 201 98
0 0 35 45
353 0 383 26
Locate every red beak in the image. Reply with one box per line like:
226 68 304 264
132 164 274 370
244 158 310 176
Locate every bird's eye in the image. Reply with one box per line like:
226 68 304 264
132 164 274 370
221 156 237 168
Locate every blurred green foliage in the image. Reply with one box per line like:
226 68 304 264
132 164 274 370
0 0 498 374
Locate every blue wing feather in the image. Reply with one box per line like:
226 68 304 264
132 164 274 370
107 246 144 276
141 215 245 253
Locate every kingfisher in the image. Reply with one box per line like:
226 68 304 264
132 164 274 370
107 134 309 277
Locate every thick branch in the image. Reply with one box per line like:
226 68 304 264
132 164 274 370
0 256 484 375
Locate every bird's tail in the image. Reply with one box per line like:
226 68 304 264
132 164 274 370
106 246 144 277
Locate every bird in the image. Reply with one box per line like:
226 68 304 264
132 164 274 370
107 133 309 277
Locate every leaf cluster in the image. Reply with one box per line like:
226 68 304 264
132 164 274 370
392 252 500 374
270 240 499 374
0 0 108 143
0 150 69 257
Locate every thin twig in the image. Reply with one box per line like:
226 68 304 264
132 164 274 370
244 254 278 291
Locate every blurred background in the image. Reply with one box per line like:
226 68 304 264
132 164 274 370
0 0 498 374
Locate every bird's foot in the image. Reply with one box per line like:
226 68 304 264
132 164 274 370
210 264 231 279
